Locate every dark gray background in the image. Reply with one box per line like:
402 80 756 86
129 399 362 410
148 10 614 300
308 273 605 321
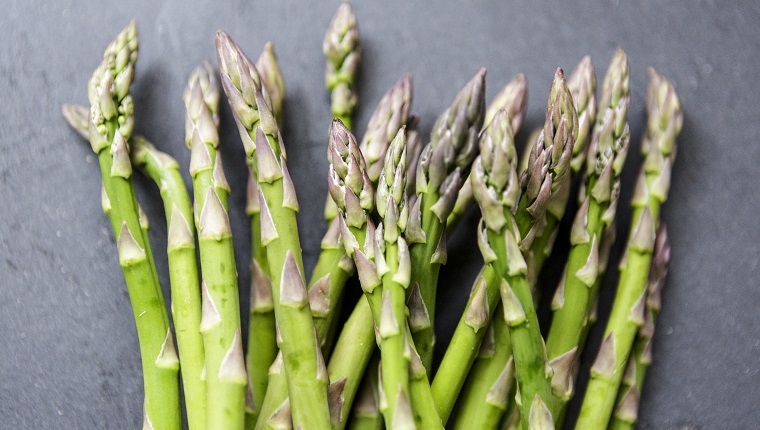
1 0 758 428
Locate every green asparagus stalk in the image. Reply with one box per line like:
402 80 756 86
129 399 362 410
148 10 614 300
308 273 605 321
61 108 206 428
252 76 411 429
245 42 285 428
576 68 681 429
500 68 577 430
184 62 247 430
85 22 181 430
433 69 576 425
330 122 417 428
447 74 528 232
131 137 206 430
324 2 360 129
217 31 332 430
409 69 487 372
450 61 593 427
452 302 515 430
610 223 670 430
348 354 384 430
325 120 381 429
314 75 413 352
527 56 597 280
431 109 520 422
373 129 416 428
543 51 631 420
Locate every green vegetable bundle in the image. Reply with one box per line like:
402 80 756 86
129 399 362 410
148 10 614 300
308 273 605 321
63 4 681 429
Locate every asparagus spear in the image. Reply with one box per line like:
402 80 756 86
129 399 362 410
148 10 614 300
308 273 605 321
348 355 384 430
85 22 181 430
409 69 487 372
501 68 577 430
324 2 361 129
527 56 597 280
543 50 631 420
184 62 247 430
431 108 520 422
217 32 332 429
61 110 206 424
452 302 515 430
245 42 285 428
446 58 595 429
432 69 575 425
314 75 413 353
447 74 528 232
610 223 670 430
325 119 379 429
576 68 681 429
328 121 415 428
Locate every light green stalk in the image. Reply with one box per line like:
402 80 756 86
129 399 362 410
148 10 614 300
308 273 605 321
132 137 205 430
324 120 378 429
409 69 486 372
610 223 670 430
447 74 528 234
452 61 592 427
431 109 520 422
347 354 383 430
544 50 631 424
314 75 413 353
499 69 577 430
577 68 682 429
253 76 411 428
217 32 331 430
323 2 360 129
184 63 247 430
62 104 205 428
245 41 285 428
434 68 576 425
452 303 515 430
85 22 180 430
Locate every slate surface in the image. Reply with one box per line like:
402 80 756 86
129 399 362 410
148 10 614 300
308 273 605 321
1 1 758 428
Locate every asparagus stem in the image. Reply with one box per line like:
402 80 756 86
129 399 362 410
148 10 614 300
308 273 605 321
62 103 205 428
253 76 412 428
329 298 379 430
502 69 577 430
452 302 515 430
132 137 206 430
609 223 670 430
217 31 332 430
541 51 631 425
325 120 383 427
323 2 360 129
245 41 285 428
447 74 528 233
314 75 413 354
576 68 681 429
434 66 576 423
347 354 384 430
410 69 487 372
85 22 180 430
527 56 598 280
184 63 247 430
431 108 520 422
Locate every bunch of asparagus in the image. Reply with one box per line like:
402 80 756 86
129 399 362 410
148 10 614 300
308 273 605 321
62 4 682 429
